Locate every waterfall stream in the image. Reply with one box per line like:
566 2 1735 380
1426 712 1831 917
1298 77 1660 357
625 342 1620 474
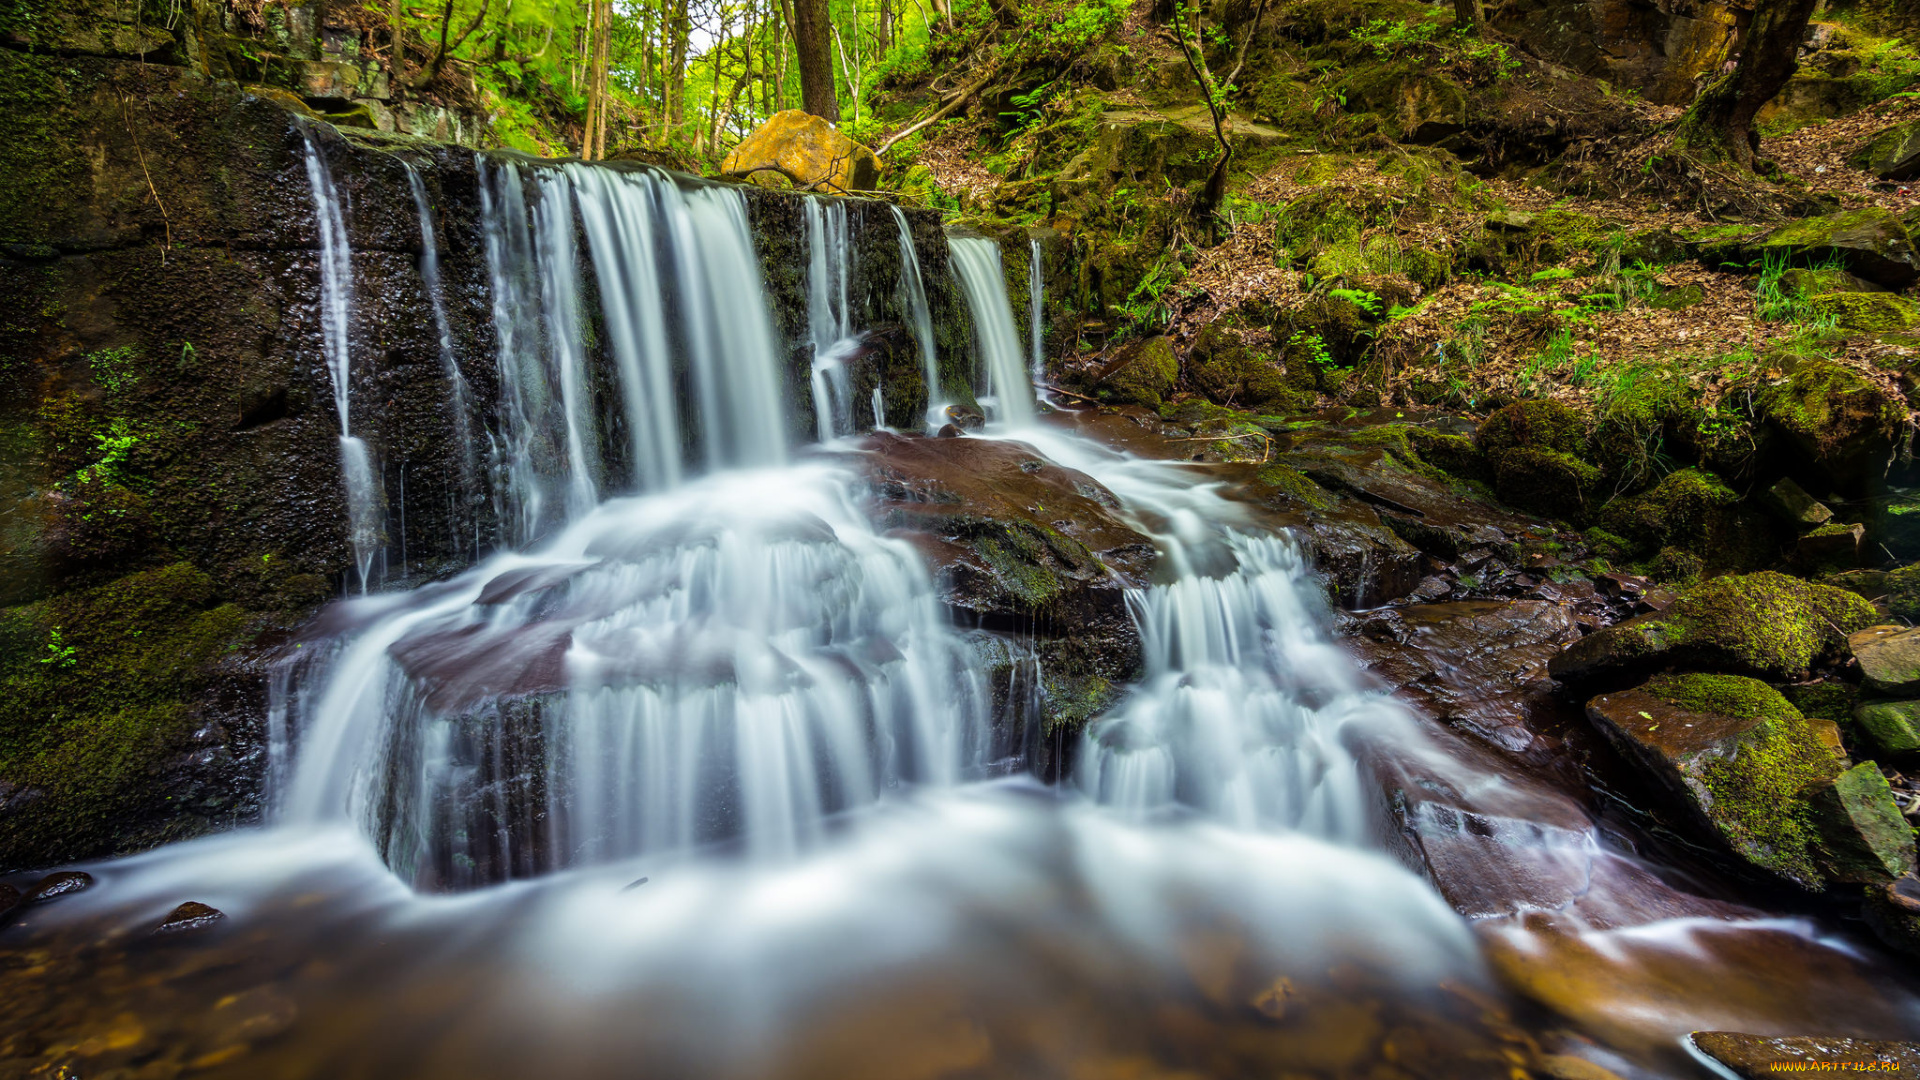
12 161 1919 1080
299 125 385 591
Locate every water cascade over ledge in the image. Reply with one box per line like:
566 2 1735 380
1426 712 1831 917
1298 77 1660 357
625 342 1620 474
10 152 1920 1080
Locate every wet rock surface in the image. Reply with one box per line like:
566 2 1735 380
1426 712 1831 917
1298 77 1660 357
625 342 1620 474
1691 1031 1920 1077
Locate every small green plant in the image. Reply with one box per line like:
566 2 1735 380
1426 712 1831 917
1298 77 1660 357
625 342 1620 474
1327 287 1383 318
37 627 77 669
74 419 140 487
87 346 139 394
1290 330 1338 369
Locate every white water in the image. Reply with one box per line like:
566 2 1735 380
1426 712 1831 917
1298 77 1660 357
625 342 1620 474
299 125 385 592
404 162 481 559
804 197 855 440
890 205 945 431
950 236 1035 427
1029 236 1045 381
39 166 1912 1079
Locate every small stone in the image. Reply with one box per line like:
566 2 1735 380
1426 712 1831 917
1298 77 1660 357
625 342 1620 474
1486 209 1537 232
1759 476 1832 527
27 871 93 903
1864 874 1920 958
1849 624 1920 695
1855 698 1920 754
1691 1032 1920 1078
1795 522 1864 567
153 901 226 936
1409 575 1452 602
1807 762 1916 883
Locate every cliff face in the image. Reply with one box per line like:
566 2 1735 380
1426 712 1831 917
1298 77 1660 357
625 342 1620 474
0 36 972 870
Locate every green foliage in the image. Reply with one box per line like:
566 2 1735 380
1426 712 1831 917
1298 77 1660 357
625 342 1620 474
1326 287 1382 318
1347 18 1521 80
72 418 140 488
87 346 138 395
36 626 75 669
1289 330 1338 369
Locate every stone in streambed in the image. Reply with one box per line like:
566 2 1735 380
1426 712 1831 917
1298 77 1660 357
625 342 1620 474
1794 521 1865 568
1758 475 1831 528
1864 874 1920 960
1089 336 1178 409
1851 625 1920 696
1584 675 1844 889
1754 361 1906 489
1855 698 1920 755
1691 1032 1920 1078
152 901 225 936
1550 572 1875 683
1805 762 1916 883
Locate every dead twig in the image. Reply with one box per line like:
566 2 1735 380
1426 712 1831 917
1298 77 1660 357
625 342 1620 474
119 93 171 265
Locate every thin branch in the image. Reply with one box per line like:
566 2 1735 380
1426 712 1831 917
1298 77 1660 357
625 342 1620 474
119 93 171 264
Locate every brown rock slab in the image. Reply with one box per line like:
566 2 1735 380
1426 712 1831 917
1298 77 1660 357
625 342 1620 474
1851 624 1920 696
1690 1032 1920 1078
1760 476 1832 527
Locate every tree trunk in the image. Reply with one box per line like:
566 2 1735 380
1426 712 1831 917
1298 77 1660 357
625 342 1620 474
668 0 692 132
1672 0 1819 170
792 0 840 122
593 0 611 158
1452 0 1484 34
390 0 404 73
876 0 891 56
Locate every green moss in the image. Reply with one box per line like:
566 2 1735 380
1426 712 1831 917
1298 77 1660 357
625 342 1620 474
1598 467 1754 570
1698 712 1841 884
1807 292 1920 333
1783 681 1859 729
1492 447 1600 521
1406 429 1485 481
1476 399 1585 457
0 562 254 866
1255 463 1338 510
1664 571 1877 676
1644 672 1800 721
1097 336 1178 408
1755 359 1905 469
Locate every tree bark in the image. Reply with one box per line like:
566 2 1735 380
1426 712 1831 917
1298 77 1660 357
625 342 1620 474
792 0 840 123
1452 0 1485 34
667 0 692 132
390 0 404 72
1672 0 1819 170
593 0 611 158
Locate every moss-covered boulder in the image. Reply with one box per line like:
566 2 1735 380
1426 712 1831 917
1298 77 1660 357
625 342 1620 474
1853 699 1920 755
0 563 260 869
1596 467 1774 573
1807 292 1920 333
720 109 879 193
1340 63 1468 145
1850 118 1920 182
1748 207 1920 289
1586 673 1908 889
1184 325 1309 410
1473 400 1597 520
1549 571 1877 682
1091 336 1178 408
1805 762 1918 883
1754 361 1905 487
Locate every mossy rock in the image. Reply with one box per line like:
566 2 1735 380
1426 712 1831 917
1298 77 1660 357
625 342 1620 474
1492 447 1600 522
1754 360 1906 486
1184 325 1307 410
1587 674 1847 888
1808 291 1920 334
1850 118 1920 181
1406 428 1486 482
1777 267 1882 297
1596 467 1775 574
1550 570 1878 682
1092 336 1178 408
1854 698 1920 755
0 562 257 869
1338 63 1468 145
1749 207 1920 289
1476 399 1585 457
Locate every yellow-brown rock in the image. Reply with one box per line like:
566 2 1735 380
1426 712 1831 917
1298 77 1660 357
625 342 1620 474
721 110 878 194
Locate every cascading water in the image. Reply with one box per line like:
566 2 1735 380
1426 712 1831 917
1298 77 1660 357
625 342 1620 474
299 125 385 591
17 166 1920 1080
1029 237 1045 382
949 236 1034 426
404 162 482 560
889 205 945 431
804 197 856 440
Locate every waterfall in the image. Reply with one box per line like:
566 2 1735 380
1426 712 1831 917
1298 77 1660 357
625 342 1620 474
299 125 385 592
1029 237 1045 382
404 162 481 560
889 205 944 431
805 197 855 440
280 163 985 886
949 237 1034 427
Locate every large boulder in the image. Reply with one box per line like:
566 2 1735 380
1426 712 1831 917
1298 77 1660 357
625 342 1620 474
1850 118 1920 181
1753 360 1905 487
1747 207 1920 289
1854 698 1920 755
1090 336 1178 408
1184 325 1309 410
1584 674 1905 889
720 109 879 194
1549 571 1877 682
1474 400 1600 522
1806 291 1920 333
